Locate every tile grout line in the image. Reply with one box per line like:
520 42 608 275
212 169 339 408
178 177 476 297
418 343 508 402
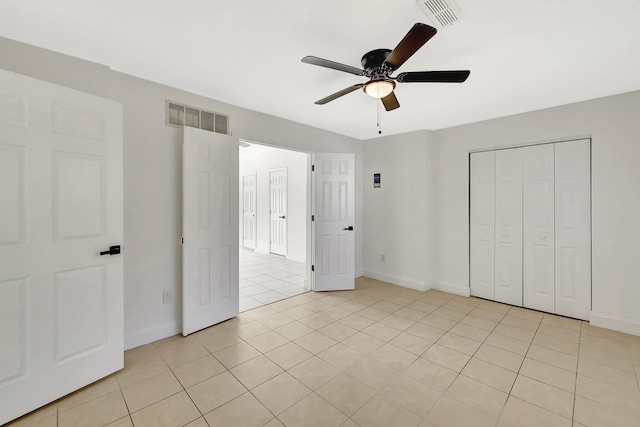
424 300 508 424
492 309 543 425
47 279 640 427
571 320 584 427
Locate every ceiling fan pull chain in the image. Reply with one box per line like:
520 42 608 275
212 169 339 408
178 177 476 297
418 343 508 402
377 98 382 134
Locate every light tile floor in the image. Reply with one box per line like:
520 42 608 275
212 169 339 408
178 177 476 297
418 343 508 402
239 250 307 312
9 277 640 427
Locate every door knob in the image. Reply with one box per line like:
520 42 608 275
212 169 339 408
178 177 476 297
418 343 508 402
279 216 286 219
100 245 121 256
502 233 509 237
343 226 354 231
539 235 546 240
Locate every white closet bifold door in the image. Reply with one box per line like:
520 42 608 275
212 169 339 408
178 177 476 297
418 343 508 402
470 151 495 300
494 149 523 306
523 144 555 313
554 139 591 320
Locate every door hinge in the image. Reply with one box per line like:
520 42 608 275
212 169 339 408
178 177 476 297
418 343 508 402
311 265 315 272
311 215 314 221
181 237 184 244
312 164 315 172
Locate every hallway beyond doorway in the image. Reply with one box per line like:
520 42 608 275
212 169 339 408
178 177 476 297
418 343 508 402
239 249 307 311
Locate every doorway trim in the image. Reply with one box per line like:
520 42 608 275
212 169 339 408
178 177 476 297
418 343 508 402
240 139 312 291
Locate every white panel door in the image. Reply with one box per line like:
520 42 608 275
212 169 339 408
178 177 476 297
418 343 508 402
494 149 523 306
555 139 591 320
183 127 239 335
470 151 495 300
313 153 355 291
0 69 123 425
523 144 556 313
242 173 257 250
270 168 287 256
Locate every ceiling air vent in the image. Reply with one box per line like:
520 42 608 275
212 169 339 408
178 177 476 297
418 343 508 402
165 101 230 135
417 0 464 28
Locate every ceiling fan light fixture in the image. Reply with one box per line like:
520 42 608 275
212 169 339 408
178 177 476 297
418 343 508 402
364 80 395 99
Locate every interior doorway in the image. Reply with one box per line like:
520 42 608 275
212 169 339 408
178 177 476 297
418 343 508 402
239 142 309 311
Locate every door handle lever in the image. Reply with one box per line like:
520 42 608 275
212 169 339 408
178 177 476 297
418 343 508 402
343 226 354 231
100 245 121 256
279 216 286 219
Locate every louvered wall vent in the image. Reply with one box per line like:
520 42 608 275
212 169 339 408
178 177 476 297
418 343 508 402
417 0 464 28
165 101 230 135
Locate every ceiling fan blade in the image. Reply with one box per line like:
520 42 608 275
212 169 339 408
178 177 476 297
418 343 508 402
381 91 400 111
396 70 470 83
302 56 363 76
315 84 365 105
384 23 437 70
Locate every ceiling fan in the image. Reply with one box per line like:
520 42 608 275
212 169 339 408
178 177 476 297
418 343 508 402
301 23 470 111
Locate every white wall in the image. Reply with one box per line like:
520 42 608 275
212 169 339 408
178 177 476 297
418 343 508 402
432 91 640 335
5 36 640 339
362 90 640 335
239 145 308 262
362 130 436 290
112 73 364 348
0 37 364 349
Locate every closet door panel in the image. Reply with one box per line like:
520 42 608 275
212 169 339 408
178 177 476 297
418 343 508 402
555 139 591 320
470 151 495 300
523 144 555 313
494 149 523 306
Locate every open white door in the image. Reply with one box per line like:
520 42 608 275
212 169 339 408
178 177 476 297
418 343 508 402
270 168 287 256
313 153 355 291
183 127 239 335
0 69 123 425
242 173 257 249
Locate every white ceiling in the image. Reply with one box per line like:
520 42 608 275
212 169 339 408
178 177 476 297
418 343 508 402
1 0 639 140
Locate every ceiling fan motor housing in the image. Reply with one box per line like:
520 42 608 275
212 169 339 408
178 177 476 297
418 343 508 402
361 48 398 80
361 49 391 69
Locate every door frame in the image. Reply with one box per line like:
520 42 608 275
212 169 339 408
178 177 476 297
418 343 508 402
240 140 313 291
237 140 358 293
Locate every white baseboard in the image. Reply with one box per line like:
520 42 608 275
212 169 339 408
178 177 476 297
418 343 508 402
590 312 640 337
431 280 471 297
363 269 429 292
124 320 182 350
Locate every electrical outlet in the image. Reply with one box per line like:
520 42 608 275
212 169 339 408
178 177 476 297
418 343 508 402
380 254 386 262
163 290 173 304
